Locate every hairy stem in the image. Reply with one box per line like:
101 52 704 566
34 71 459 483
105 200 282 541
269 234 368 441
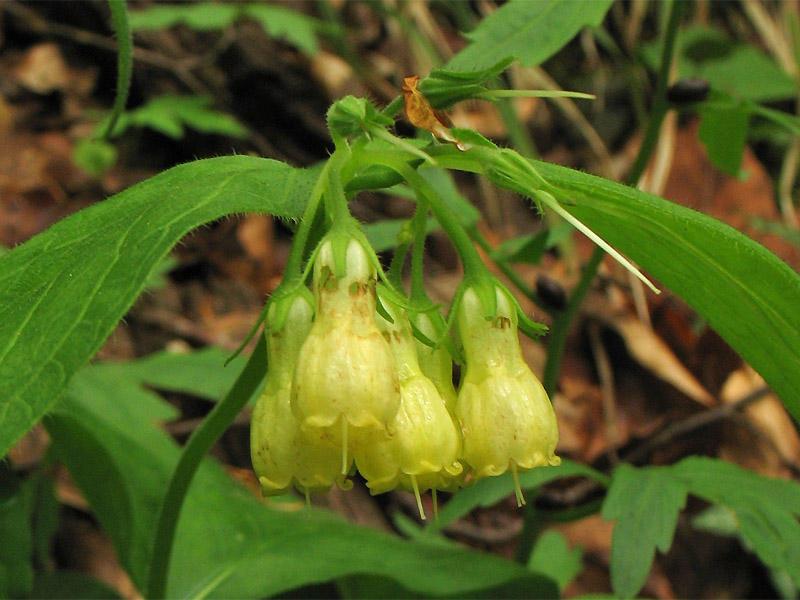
101 0 133 140
517 0 684 566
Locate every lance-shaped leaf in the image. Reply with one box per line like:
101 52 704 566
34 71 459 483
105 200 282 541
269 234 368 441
0 157 319 458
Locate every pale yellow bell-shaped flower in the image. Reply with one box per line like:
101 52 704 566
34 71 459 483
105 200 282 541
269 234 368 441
455 285 559 504
355 298 462 518
411 311 458 415
250 293 351 496
292 237 400 471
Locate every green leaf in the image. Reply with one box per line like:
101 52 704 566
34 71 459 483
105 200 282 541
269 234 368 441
47 361 558 599
124 346 257 403
362 217 439 253
32 572 123 600
110 95 249 140
641 26 797 103
751 217 800 248
241 4 321 56
128 3 240 31
431 459 609 531
528 530 583 593
601 464 688 599
698 94 750 176
0 469 33 598
533 159 800 422
0 157 319 458
673 456 800 586
128 3 322 55
419 167 482 229
72 138 118 176
491 222 573 265
447 0 613 72
144 254 178 291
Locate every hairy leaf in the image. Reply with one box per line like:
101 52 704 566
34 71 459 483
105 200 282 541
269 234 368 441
535 159 800 422
0 157 318 458
433 145 800 422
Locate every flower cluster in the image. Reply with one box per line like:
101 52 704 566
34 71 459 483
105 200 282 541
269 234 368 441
250 234 559 516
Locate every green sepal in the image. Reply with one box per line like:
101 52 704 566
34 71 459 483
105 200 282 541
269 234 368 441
449 128 498 150
418 58 514 109
327 95 394 141
264 286 316 335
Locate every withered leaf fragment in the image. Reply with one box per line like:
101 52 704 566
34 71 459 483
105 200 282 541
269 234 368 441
402 76 469 151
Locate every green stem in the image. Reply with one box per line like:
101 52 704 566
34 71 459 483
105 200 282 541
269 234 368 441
382 95 405 119
514 498 542 564
146 334 268 599
326 147 356 230
401 167 486 280
541 0 683 396
387 238 411 290
517 0 684 566
624 0 684 187
495 95 538 159
410 198 429 300
470 230 543 310
101 0 133 140
283 162 332 282
542 245 604 395
349 149 488 280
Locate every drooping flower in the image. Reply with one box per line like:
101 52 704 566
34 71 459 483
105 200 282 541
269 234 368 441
291 237 400 471
250 292 351 497
355 296 462 517
410 310 458 415
455 284 559 504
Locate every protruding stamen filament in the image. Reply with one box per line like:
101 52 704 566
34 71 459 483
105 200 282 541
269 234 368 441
410 475 426 520
432 488 439 523
511 462 526 507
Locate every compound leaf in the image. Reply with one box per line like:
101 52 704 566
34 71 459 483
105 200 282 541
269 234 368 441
674 456 800 586
601 464 688 598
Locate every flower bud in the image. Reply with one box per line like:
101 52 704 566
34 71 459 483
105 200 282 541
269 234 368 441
455 285 559 503
355 298 462 517
250 293 351 496
292 238 400 467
